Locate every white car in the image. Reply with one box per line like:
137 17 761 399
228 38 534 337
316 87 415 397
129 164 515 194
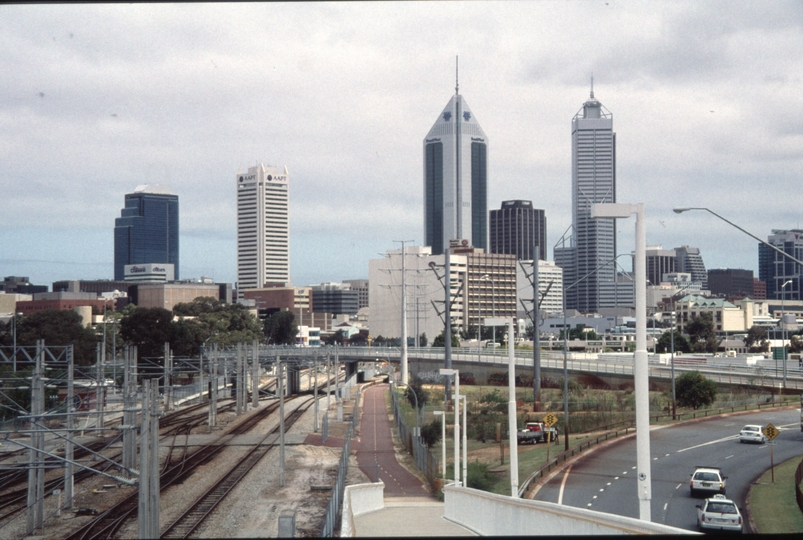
690 466 726 497
696 494 743 532
739 424 767 444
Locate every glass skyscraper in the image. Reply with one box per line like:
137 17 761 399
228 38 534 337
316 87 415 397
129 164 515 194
424 84 488 255
114 185 179 281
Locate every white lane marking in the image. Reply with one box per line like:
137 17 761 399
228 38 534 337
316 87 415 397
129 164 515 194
593 495 597 499
664 503 668 511
606 482 612 486
677 435 739 452
558 464 572 505
622 471 628 475
676 484 682 489
725 455 734 460
599 488 605 492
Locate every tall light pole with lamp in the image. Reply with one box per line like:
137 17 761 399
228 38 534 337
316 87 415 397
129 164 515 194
674 207 803 387
479 274 495 347
780 279 793 386
591 202 650 522
433 410 446 478
561 252 631 451
439 368 460 486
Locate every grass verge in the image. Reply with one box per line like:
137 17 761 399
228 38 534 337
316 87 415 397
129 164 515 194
749 454 803 534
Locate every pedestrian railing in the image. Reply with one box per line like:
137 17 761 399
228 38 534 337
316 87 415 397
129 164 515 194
795 457 803 515
320 388 361 537
388 381 439 486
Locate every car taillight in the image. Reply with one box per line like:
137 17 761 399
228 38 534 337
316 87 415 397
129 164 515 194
701 513 705 521
738 517 742 525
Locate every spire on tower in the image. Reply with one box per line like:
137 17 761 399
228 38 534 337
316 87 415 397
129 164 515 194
590 73 595 99
455 55 459 95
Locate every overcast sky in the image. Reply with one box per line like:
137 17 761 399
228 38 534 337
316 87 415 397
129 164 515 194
2 1 802 290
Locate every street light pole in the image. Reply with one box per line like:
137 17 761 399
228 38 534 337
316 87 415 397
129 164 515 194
480 275 495 347
433 410 446 478
674 207 803 268
781 279 793 387
440 368 460 485
592 202 651 522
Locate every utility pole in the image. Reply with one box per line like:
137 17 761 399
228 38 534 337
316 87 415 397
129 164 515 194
209 346 218 429
163 343 173 412
236 343 243 416
138 378 160 539
279 360 285 487
122 346 137 473
313 357 319 433
26 340 46 534
64 345 75 510
395 240 414 385
252 339 259 409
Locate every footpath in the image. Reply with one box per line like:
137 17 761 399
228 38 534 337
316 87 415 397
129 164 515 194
350 384 475 537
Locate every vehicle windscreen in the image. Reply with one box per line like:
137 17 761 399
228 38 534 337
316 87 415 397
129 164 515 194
707 502 736 514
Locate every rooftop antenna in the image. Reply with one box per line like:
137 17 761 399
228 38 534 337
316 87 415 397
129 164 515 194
590 73 595 99
455 55 459 95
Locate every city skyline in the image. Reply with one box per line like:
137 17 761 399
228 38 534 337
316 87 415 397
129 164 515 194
2 3 802 289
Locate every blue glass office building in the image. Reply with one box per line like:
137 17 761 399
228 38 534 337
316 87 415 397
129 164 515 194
114 185 179 281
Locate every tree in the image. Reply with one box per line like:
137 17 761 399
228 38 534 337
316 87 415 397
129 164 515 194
419 333 428 347
14 310 98 366
404 376 429 409
263 311 297 345
789 334 803 354
686 313 720 353
433 328 460 347
675 371 718 410
655 330 691 354
744 325 769 353
420 419 442 449
120 307 174 359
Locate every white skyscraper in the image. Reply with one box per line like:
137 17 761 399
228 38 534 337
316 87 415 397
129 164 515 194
236 163 289 291
557 82 619 313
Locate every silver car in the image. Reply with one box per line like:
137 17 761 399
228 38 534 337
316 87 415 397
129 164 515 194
696 494 743 532
739 424 767 444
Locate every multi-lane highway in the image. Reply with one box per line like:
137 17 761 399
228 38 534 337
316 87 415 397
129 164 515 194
532 408 803 533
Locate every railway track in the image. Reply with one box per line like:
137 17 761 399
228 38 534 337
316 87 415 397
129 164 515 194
63 395 305 540
161 396 314 539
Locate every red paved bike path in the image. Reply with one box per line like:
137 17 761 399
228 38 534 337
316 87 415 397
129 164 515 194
354 384 430 497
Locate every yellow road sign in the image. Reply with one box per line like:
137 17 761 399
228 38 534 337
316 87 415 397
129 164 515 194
763 423 779 441
543 412 558 427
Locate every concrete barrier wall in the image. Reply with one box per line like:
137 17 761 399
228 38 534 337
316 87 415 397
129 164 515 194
340 482 385 537
443 485 695 536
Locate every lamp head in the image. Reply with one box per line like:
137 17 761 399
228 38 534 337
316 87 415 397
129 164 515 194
673 207 690 214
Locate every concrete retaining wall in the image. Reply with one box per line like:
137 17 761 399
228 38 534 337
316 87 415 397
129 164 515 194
443 485 695 536
340 481 385 537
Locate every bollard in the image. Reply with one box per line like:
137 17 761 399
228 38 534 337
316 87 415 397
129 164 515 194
278 510 296 538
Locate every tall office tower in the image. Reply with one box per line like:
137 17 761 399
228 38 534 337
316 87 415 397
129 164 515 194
489 200 547 261
758 229 803 300
707 268 754 297
424 75 488 255
114 185 179 281
560 82 616 313
236 163 290 291
674 246 708 290
645 246 676 285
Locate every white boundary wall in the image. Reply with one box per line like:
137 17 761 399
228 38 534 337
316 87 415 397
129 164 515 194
443 485 696 536
340 481 385 537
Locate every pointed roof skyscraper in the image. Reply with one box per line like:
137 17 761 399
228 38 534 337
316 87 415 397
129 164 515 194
423 63 488 255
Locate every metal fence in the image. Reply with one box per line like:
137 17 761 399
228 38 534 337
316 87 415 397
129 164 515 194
320 388 361 537
795 457 803 515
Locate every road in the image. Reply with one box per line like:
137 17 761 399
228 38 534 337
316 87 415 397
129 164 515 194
533 408 803 533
